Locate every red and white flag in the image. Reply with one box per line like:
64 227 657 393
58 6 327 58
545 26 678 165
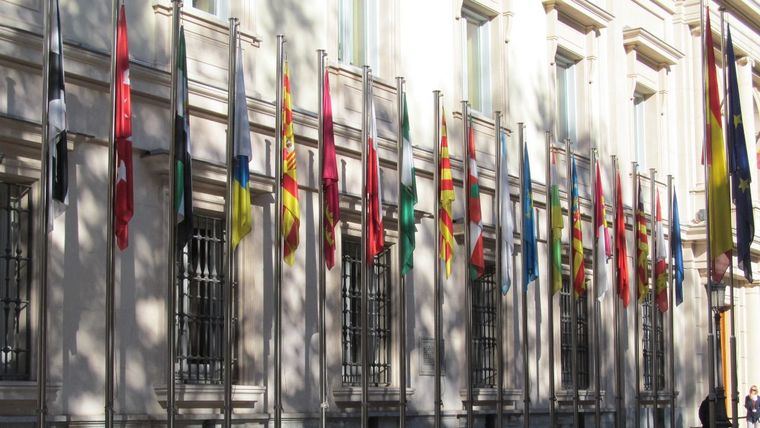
594 161 611 300
366 87 384 258
114 4 133 250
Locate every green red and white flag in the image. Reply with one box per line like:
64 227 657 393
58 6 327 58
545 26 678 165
467 120 484 280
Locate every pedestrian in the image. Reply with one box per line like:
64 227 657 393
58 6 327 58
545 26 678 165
746 385 760 427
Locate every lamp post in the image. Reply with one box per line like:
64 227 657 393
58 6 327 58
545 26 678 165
701 282 732 427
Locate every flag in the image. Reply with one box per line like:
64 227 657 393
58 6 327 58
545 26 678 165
399 94 417 275
48 0 68 227
636 179 649 303
571 159 585 297
704 8 732 283
467 120 485 280
230 44 252 250
281 58 300 265
439 109 455 278
114 4 133 250
174 27 193 249
500 131 514 294
522 143 538 289
366 85 384 258
654 191 668 312
726 26 754 282
322 70 340 270
615 169 630 308
550 151 563 295
594 161 612 301
672 193 684 306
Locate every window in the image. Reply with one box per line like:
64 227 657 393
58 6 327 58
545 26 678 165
0 183 32 380
341 239 392 387
472 266 497 388
176 215 237 384
560 277 590 390
338 0 379 73
633 94 646 165
642 289 665 392
462 8 491 114
190 0 228 19
556 57 577 143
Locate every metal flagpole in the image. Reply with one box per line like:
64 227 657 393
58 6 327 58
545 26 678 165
494 112 504 428
632 162 640 428
649 168 658 428
546 131 557 428
395 76 407 428
360 65 370 428
667 175 675 428
612 155 622 428
432 90 442 428
592 148 601 428
166 2 181 427
461 100 474 428
566 138 578 428
223 18 238 428
520 124 530 428
274 34 285 428
719 9 739 426
36 0 52 425
700 2 717 426
317 48 328 428
105 0 120 426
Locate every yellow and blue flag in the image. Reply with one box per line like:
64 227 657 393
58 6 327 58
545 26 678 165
231 45 252 249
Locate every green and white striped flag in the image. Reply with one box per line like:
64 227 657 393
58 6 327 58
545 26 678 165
399 94 417 275
174 27 193 249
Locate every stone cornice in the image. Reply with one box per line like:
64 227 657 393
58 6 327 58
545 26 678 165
542 0 614 30
623 27 684 67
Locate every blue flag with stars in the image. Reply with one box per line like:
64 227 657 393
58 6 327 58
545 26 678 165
727 26 754 282
672 193 684 306
522 143 538 289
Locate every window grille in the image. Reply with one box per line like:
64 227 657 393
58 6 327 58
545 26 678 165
560 277 590 389
176 215 237 384
643 289 665 391
0 183 32 380
341 239 392 386
472 267 497 388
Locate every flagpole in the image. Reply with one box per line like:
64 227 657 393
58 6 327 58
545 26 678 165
274 33 285 428
395 75 407 428
566 138 578 428
700 2 717 426
36 0 52 425
545 131 556 428
592 148 601 428
667 174 675 428
222 18 238 428
649 168 658 428
461 100 474 428
494 112 504 428
432 90 442 428
632 162 640 428
519 123 530 428
166 1 181 427
317 48 328 428
105 0 120 426
612 155 622 428
719 9 739 426
360 65 370 428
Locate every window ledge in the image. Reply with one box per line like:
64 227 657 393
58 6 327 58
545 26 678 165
333 386 414 406
542 0 614 30
152 1 260 47
623 27 684 68
0 381 61 415
556 389 605 405
459 388 524 406
154 384 263 411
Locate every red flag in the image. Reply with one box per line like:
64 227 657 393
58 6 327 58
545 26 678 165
322 71 340 269
114 4 133 250
635 179 649 303
615 170 630 308
654 192 668 312
366 93 384 258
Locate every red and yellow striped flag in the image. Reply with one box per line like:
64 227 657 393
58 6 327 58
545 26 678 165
704 8 732 283
570 159 586 297
439 109 455 278
281 59 300 265
636 179 649 303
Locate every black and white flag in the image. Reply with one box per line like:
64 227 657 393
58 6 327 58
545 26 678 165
47 0 68 225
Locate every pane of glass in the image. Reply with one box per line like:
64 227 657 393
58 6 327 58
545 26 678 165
634 96 646 164
192 0 216 15
467 18 481 111
557 65 569 141
352 0 365 66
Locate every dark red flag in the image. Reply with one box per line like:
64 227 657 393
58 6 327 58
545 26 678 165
114 5 133 250
322 71 340 269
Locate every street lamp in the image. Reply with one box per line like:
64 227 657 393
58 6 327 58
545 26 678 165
701 281 732 427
